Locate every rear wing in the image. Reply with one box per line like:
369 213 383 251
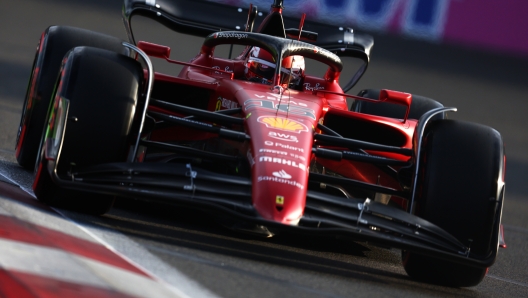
123 0 373 91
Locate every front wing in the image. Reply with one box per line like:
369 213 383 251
42 153 502 269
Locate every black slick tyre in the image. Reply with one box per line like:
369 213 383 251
352 89 445 120
33 46 143 215
403 120 505 287
16 26 128 170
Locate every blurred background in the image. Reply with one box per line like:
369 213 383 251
216 0 528 58
1 0 527 230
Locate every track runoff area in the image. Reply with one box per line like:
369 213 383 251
0 161 217 298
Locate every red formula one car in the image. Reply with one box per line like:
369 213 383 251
16 0 505 287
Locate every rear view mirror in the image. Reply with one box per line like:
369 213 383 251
379 89 412 123
138 41 171 59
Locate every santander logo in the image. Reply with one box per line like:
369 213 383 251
272 170 292 179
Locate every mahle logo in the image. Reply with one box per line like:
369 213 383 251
257 116 308 133
259 156 306 172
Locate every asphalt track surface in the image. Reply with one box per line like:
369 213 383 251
1 0 528 297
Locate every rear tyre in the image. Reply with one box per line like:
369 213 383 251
351 89 445 120
33 47 143 215
16 26 128 171
403 120 505 287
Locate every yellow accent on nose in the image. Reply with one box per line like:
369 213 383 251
262 117 304 131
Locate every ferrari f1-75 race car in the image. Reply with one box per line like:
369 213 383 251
16 0 506 287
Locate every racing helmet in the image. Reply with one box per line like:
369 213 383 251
245 47 305 88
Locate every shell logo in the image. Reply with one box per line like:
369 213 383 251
257 116 308 133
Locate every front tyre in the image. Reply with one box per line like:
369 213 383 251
403 120 505 287
33 46 143 215
16 26 128 171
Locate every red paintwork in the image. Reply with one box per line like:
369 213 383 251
380 90 412 122
138 41 171 59
241 86 320 224
142 47 417 224
139 42 235 80
138 5 417 225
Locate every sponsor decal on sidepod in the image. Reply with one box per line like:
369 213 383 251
215 96 238 110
